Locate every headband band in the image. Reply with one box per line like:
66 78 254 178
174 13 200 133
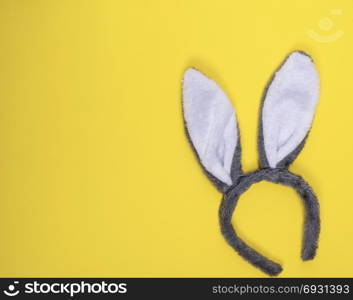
220 168 320 276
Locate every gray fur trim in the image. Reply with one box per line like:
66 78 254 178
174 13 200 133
181 69 243 193
219 168 320 276
258 51 315 169
276 137 307 168
230 126 243 183
183 119 230 192
181 92 226 192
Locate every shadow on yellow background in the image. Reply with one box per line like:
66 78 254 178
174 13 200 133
0 0 352 277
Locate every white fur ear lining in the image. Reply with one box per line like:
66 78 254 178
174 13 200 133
261 51 320 168
183 68 238 186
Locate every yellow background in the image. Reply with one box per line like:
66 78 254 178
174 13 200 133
0 0 352 277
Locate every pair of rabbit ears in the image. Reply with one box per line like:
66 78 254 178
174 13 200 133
183 51 320 191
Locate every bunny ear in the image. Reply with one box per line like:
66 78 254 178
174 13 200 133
183 68 241 191
259 51 320 169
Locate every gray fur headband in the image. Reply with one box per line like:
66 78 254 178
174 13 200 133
182 51 320 276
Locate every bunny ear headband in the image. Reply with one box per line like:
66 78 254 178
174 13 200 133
182 51 320 276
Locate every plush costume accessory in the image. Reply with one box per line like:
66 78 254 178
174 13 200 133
182 51 320 276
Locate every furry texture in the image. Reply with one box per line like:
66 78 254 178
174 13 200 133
182 117 238 193
183 68 239 186
258 53 312 169
219 168 320 276
261 52 320 168
182 50 321 276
